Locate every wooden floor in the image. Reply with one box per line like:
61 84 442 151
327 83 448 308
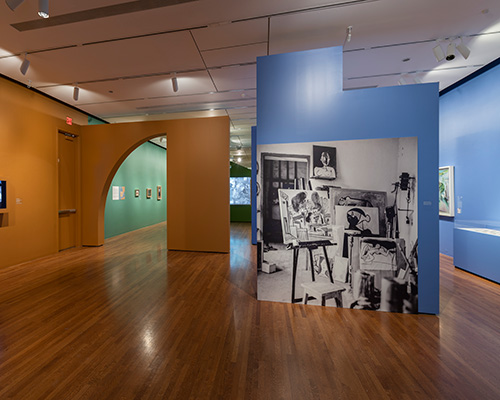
0 223 499 399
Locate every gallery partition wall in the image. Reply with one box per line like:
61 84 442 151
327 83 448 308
81 117 230 253
439 59 500 283
254 46 439 314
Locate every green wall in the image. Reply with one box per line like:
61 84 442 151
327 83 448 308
230 162 251 222
105 142 167 238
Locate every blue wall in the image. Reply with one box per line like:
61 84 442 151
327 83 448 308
440 62 500 257
256 46 440 314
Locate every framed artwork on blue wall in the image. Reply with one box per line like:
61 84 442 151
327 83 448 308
439 166 454 217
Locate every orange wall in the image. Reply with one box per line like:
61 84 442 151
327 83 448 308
0 75 230 269
0 78 85 268
166 118 230 252
80 117 230 253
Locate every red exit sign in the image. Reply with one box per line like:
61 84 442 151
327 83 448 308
66 117 73 125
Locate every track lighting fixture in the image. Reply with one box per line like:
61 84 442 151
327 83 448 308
398 74 422 86
5 0 25 11
434 37 471 62
73 86 79 101
456 37 470 59
433 42 445 62
172 74 178 92
445 42 456 61
20 53 30 75
38 0 49 18
346 26 353 43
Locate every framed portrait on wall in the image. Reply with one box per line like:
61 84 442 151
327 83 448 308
157 185 162 200
312 145 336 180
146 188 152 199
439 166 454 217
135 189 140 198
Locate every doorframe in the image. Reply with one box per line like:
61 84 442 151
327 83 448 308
57 130 82 250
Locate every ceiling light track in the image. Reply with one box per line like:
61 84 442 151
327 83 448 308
34 62 257 89
232 0 379 24
0 44 78 60
137 97 255 111
201 41 268 53
347 64 485 81
344 30 500 53
11 0 198 31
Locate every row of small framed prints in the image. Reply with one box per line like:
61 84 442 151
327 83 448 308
135 186 162 200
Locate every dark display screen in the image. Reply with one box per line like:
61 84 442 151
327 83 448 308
0 180 6 209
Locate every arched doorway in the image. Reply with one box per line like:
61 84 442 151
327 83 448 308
104 136 167 239
80 117 230 253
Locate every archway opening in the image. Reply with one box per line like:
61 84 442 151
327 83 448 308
102 134 167 240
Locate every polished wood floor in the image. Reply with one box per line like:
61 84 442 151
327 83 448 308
0 223 499 399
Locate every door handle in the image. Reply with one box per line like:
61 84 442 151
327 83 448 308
58 209 76 215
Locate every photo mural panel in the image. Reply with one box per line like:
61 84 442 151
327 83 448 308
257 136 418 314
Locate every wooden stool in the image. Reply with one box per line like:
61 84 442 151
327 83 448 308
301 282 345 307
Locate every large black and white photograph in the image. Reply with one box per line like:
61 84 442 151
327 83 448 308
257 136 418 313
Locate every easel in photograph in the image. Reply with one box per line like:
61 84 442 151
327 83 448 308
289 177 338 303
291 240 335 303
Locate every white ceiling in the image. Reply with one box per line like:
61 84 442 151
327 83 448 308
1 0 500 168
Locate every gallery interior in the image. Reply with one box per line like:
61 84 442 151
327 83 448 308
1 1 499 399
